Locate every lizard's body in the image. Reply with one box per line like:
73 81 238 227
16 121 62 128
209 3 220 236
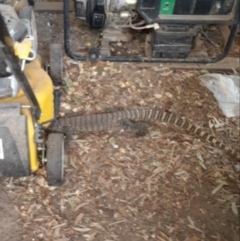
48 108 240 160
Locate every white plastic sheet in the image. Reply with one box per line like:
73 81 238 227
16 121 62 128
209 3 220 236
199 74 240 117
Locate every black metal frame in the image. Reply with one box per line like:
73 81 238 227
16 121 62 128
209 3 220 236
0 12 41 120
63 0 240 63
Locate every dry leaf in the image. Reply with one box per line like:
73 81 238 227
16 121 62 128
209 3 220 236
187 216 195 226
153 166 164 174
54 239 69 241
188 235 200 241
74 203 88 211
157 235 167 241
174 169 187 176
98 175 110 190
188 225 203 233
158 231 170 240
73 227 91 232
74 213 84 225
196 152 207 170
234 163 240 172
83 232 97 241
36 176 46 187
91 222 105 231
154 94 162 99
53 227 61 238
212 117 225 128
165 92 173 98
63 77 73 89
109 136 117 145
212 182 226 195
69 157 77 169
211 232 221 241
231 202 238 215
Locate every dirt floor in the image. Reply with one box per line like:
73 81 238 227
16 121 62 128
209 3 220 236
0 9 240 241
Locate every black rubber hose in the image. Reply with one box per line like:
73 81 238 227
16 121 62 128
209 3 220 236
63 0 87 61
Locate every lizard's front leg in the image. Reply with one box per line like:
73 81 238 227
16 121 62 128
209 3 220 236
133 122 149 137
119 119 149 137
61 125 74 146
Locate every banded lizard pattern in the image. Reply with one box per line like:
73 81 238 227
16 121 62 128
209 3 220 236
48 108 240 160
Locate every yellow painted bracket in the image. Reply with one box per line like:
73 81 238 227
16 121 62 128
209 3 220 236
14 39 32 59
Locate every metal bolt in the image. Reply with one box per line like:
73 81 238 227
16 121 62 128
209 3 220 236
215 2 221 9
6 66 11 73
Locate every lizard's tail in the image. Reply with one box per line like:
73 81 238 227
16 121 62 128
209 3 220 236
126 109 239 160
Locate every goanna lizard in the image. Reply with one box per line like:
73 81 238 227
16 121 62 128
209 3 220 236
47 108 240 160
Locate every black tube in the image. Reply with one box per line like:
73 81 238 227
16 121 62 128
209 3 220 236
63 0 239 63
63 0 87 61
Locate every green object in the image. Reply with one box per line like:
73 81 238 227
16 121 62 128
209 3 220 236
159 0 176 15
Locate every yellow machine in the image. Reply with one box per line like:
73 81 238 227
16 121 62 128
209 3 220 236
0 1 64 186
